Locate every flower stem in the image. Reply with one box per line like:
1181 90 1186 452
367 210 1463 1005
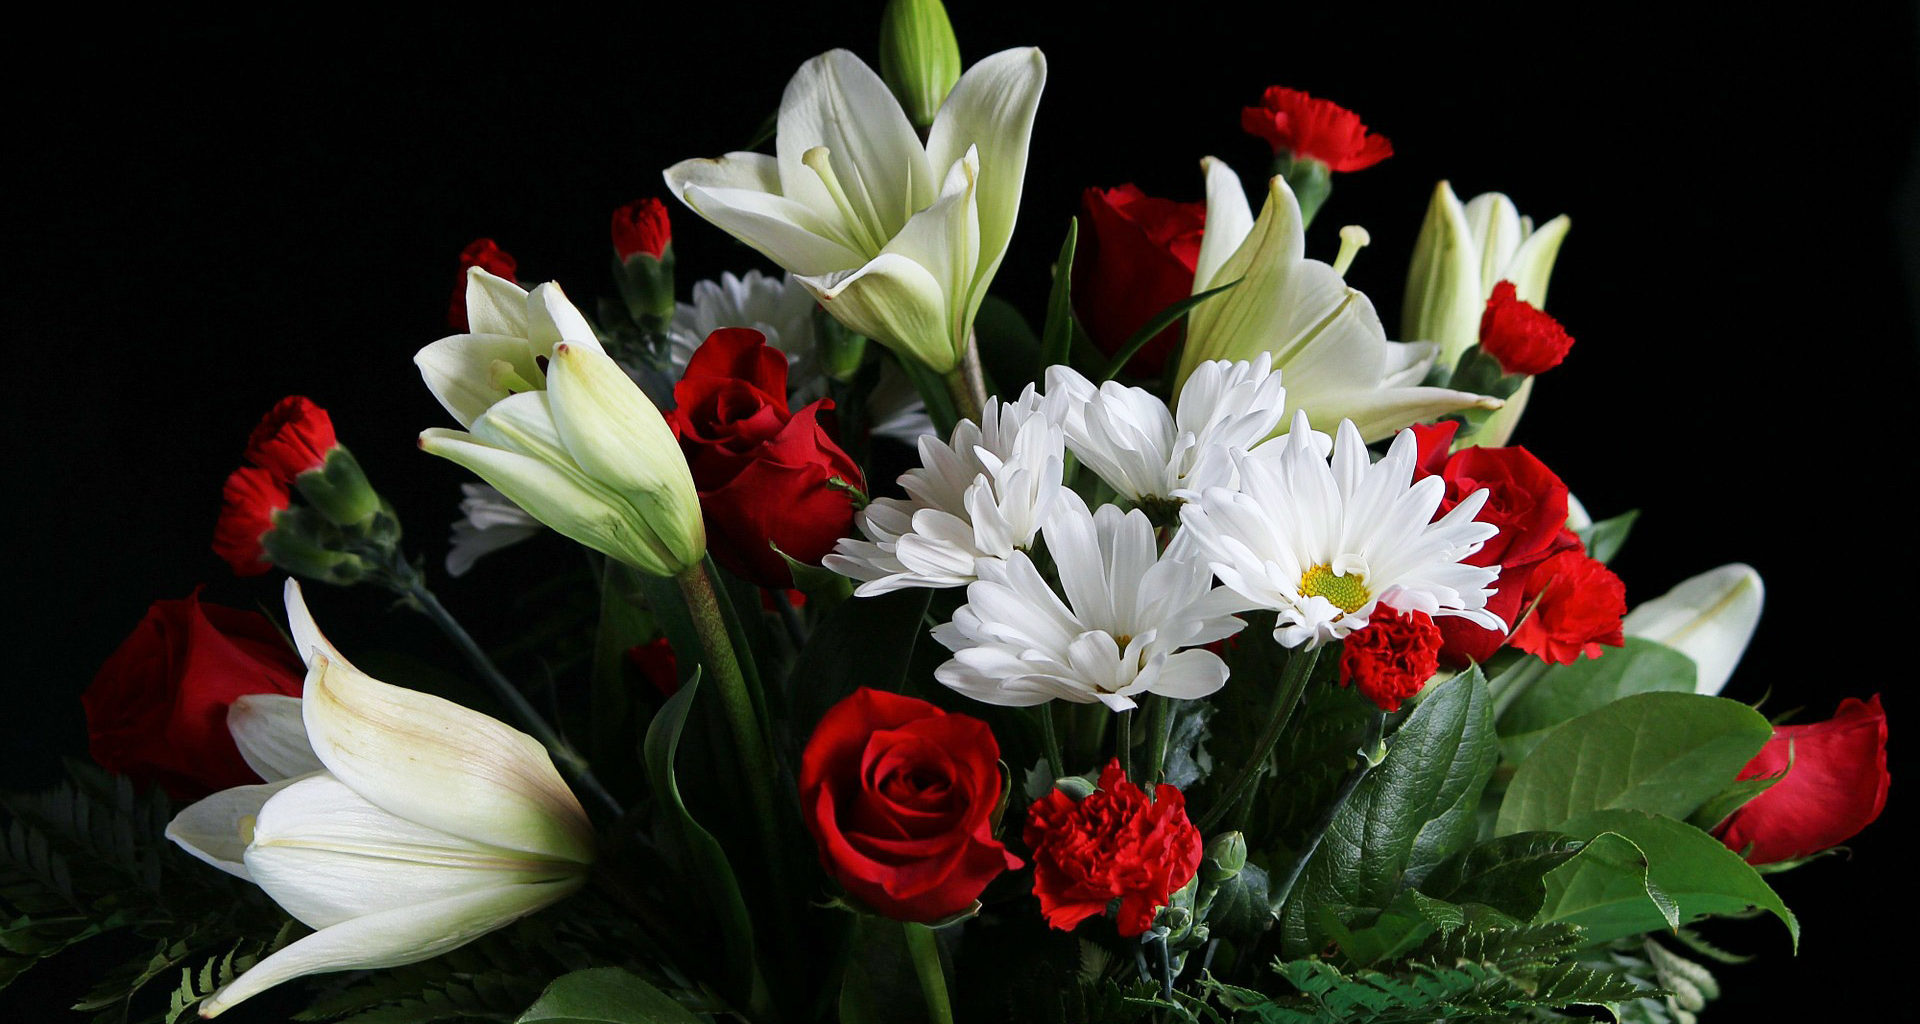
674 561 782 862
1115 708 1133 780
902 922 954 1024
1040 703 1066 781
1267 709 1388 911
1196 644 1322 834
942 335 987 425
1144 694 1172 788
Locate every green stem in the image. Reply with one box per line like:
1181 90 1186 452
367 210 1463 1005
942 335 987 425
1144 695 1172 788
1115 708 1133 780
902 922 954 1024
398 576 620 816
1268 710 1388 911
1040 703 1066 781
1196 644 1322 834
674 562 782 863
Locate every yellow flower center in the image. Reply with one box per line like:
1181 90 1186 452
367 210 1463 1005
1299 564 1369 614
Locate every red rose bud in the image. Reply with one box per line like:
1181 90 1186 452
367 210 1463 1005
448 238 518 330
1717 696 1889 865
800 688 1021 923
1025 760 1203 938
245 396 338 481
1479 281 1574 376
1241 86 1393 172
1072 184 1207 376
1509 547 1626 665
1340 605 1443 711
626 637 680 698
213 465 290 576
611 197 672 261
670 329 863 588
82 591 306 798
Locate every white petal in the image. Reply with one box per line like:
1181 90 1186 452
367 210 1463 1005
676 176 867 274
1623 564 1764 696
283 579 352 673
1506 214 1570 307
228 693 323 782
165 777 305 881
525 282 602 353
463 268 531 338
1193 156 1254 290
924 47 1046 282
777 49 932 241
801 253 957 371
1179 174 1307 383
414 333 542 429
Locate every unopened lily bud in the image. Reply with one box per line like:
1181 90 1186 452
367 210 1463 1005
879 0 961 130
1623 564 1764 697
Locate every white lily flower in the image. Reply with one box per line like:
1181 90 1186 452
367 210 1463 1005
226 693 323 781
1623 563 1764 697
1179 412 1502 649
932 491 1244 710
417 271 704 578
663 47 1046 373
167 581 594 1017
1176 159 1498 441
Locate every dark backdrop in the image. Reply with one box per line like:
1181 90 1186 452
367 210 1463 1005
7 3 1915 1019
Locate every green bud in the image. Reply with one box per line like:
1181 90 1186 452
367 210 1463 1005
261 508 372 585
1273 153 1331 229
294 446 384 530
613 246 676 330
814 309 869 382
879 0 961 130
1201 831 1247 886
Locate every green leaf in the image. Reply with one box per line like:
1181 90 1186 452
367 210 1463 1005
974 293 1039 396
789 587 932 738
1495 692 1772 834
1100 277 1241 382
1496 639 1699 762
1580 508 1641 564
516 967 702 1024
836 915 930 1024
1201 860 1275 944
1419 831 1587 920
590 560 655 774
1541 810 1797 949
1685 762 1786 833
1039 218 1079 378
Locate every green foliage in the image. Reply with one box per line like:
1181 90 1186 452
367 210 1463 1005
1495 639 1699 763
1574 938 1723 1024
1579 509 1641 564
514 966 704 1024
1039 218 1081 379
1418 831 1587 921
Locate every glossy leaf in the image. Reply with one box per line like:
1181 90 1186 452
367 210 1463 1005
1420 831 1587 920
1496 638 1698 763
515 967 702 1024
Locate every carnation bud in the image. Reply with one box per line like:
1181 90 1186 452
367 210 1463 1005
1200 831 1247 886
878 0 961 130
611 199 676 328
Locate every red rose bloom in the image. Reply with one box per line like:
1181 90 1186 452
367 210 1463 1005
244 395 338 482
1340 605 1443 711
213 464 290 577
799 688 1020 922
1024 760 1203 937
448 237 518 330
1509 548 1626 665
669 328 863 588
82 591 307 798
1716 696 1889 865
1407 422 1579 665
1479 281 1575 376
1072 184 1207 375
611 197 673 261
1241 86 1393 172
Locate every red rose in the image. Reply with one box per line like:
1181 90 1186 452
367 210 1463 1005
611 197 672 261
448 237 518 330
669 329 863 588
81 591 307 799
1241 86 1393 172
244 395 338 481
213 464 289 576
799 688 1020 922
1072 185 1207 375
1479 281 1575 376
1509 548 1626 665
1407 422 1579 665
1716 696 1889 865
1340 605 1442 711
1025 760 1203 937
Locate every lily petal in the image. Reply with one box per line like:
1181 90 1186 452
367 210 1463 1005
1193 156 1255 291
463 267 532 339
678 176 868 275
165 776 306 881
801 253 956 372
778 49 933 241
1623 563 1764 697
924 46 1046 282
414 333 544 429
1400 180 1483 367
1179 174 1307 385
228 694 323 782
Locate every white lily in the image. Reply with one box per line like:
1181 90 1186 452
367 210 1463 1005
1401 182 1570 445
1176 159 1498 442
166 581 594 1017
663 46 1046 374
417 270 704 577
1622 563 1765 697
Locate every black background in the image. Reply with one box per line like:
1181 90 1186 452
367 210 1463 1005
6 3 1915 1019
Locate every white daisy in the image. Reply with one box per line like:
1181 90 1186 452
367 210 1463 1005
446 484 543 577
932 492 1245 710
1178 411 1503 649
822 387 1062 595
1043 355 1291 515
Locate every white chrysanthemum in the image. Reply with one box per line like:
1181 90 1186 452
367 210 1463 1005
932 492 1245 710
446 484 543 577
1044 355 1290 509
823 388 1062 595
1178 411 1503 649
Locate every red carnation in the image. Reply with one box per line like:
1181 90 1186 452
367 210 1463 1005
1025 760 1203 937
213 465 289 576
1479 281 1574 376
1509 548 1626 665
626 637 680 698
448 238 519 330
1241 87 1393 172
1340 605 1443 711
1072 184 1207 375
800 688 1020 922
1717 696 1889 865
244 396 338 482
611 198 673 261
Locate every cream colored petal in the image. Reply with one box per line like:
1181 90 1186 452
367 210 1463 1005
924 47 1046 278
877 148 981 353
228 694 323 782
525 282 603 353
1179 174 1307 386
165 776 306 881
678 181 868 275
1286 383 1502 444
800 253 957 372
1504 214 1570 306
414 333 543 429
1193 156 1254 291
1462 192 1523 290
464 268 531 338
301 653 595 864
1470 375 1533 447
777 48 932 240
546 342 689 496
283 579 353 673
1400 180 1483 371
1623 563 1764 697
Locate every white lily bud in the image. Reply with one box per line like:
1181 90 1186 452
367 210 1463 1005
1402 181 1570 374
1622 563 1765 697
167 581 595 1017
879 0 962 129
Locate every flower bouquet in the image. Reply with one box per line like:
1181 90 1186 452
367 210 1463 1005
4 3 1901 1022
